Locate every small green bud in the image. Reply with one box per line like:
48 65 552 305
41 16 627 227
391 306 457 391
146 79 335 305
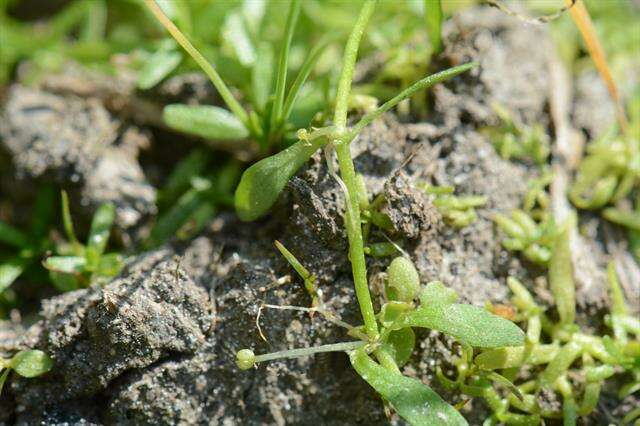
236 349 256 370
386 256 420 302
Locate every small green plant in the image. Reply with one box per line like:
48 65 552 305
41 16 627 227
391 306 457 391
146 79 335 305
0 350 53 394
42 192 122 292
0 186 56 296
232 2 525 424
420 184 487 229
569 127 639 210
441 219 639 425
483 104 550 166
493 210 556 265
146 0 331 155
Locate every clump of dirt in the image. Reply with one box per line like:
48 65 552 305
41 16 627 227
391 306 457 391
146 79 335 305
0 85 156 242
0 6 625 425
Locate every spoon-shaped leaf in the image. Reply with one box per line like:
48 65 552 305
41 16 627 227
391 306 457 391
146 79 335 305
392 303 524 348
235 138 324 221
10 350 53 378
163 104 249 141
86 203 115 268
350 348 467 426
137 49 181 89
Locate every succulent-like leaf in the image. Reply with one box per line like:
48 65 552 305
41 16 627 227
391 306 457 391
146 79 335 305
163 104 249 141
350 348 467 426
137 49 182 89
392 303 524 348
10 350 53 378
419 281 458 306
386 257 420 302
235 138 324 221
86 203 115 266
474 344 559 370
549 219 575 326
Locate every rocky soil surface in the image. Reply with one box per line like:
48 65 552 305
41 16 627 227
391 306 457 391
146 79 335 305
0 7 632 426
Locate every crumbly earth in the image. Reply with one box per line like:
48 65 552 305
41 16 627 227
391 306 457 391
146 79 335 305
0 6 627 426
0 85 156 244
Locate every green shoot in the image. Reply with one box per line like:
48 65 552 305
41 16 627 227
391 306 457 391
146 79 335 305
274 240 319 308
421 184 487 229
494 210 555 265
424 0 443 55
144 0 250 128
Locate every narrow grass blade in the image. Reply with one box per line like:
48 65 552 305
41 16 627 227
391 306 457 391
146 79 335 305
145 0 249 127
549 218 575 326
350 62 477 136
424 0 443 55
269 0 301 131
60 190 79 247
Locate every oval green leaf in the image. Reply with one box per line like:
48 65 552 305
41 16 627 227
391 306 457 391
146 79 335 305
350 348 467 426
163 104 249 141
393 303 525 348
235 138 323 221
10 350 53 378
137 49 182 90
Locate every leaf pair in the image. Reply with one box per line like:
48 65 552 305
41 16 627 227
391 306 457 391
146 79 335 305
43 192 122 291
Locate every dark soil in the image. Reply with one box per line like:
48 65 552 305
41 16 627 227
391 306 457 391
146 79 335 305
0 6 632 426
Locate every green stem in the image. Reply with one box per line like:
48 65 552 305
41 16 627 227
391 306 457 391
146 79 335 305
270 0 301 132
145 0 250 128
349 62 477 137
254 341 365 363
374 348 401 374
333 0 378 340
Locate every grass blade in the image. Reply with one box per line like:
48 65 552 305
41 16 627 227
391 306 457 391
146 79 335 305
270 0 301 131
145 0 249 127
424 0 443 55
350 62 477 137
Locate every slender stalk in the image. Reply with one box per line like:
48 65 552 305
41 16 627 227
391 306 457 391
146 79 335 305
254 341 365 363
270 0 301 132
333 0 378 340
144 0 249 128
349 62 477 137
281 35 333 121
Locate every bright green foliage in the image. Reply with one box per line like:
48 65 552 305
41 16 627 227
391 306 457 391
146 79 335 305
137 48 182 90
483 104 550 166
0 350 53 394
350 348 467 426
569 127 639 210
441 251 639 424
494 210 555 265
420 184 487 229
235 137 326 221
43 192 122 291
0 186 56 295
